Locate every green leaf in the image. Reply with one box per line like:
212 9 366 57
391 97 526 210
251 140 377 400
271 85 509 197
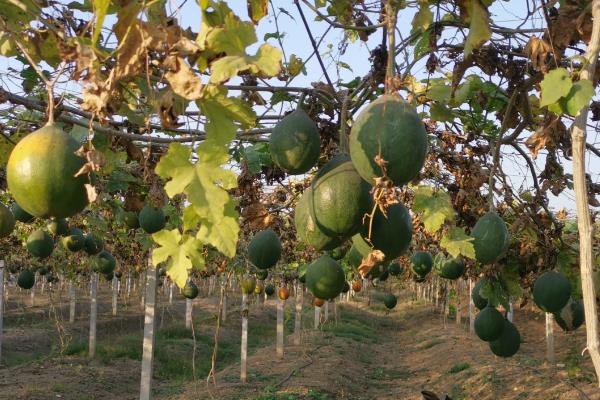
209 43 282 84
0 0 40 30
206 12 257 55
563 79 594 116
0 32 16 57
412 1 433 32
452 75 482 105
155 87 252 261
92 0 111 45
540 68 572 107
412 186 456 233
427 81 452 104
288 54 305 77
461 0 492 56
264 32 284 41
270 91 295 105
440 227 475 259
499 263 523 299
182 206 201 232
199 85 256 153
106 169 138 192
479 279 509 309
152 230 204 288
248 0 268 24
155 144 240 257
413 30 431 59
429 102 455 122
154 143 196 196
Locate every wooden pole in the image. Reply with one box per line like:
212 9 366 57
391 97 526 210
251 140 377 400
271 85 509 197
456 281 462 326
89 273 98 358
140 270 146 310
126 273 132 302
294 283 303 345
546 313 555 365
112 276 118 316
185 298 192 329
30 275 35 307
168 281 173 305
140 256 158 400
69 281 76 323
241 292 248 383
276 297 284 359
222 287 227 324
314 305 320 329
468 278 475 334
508 301 514 323
0 260 4 364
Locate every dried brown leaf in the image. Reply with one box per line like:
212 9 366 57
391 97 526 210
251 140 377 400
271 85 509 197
74 147 106 177
547 5 581 53
163 55 204 100
576 10 593 44
357 250 386 278
523 36 551 72
157 89 183 129
84 183 98 203
147 174 168 208
242 203 274 231
525 116 567 159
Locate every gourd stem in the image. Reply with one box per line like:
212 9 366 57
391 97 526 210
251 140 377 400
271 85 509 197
297 92 307 110
384 1 397 95
339 92 350 154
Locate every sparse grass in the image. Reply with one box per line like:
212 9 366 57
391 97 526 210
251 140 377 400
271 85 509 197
2 349 48 367
98 334 143 362
420 338 444 349
564 345 594 382
371 367 385 380
51 383 66 392
62 321 271 383
306 390 333 400
450 383 466 400
253 395 300 400
321 318 377 343
448 362 471 374
64 340 87 356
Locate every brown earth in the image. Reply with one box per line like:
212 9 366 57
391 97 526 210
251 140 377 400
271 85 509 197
0 281 599 400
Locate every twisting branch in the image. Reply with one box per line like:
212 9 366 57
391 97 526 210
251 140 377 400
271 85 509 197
510 143 540 191
294 0 337 98
488 89 520 208
0 88 270 143
300 0 385 31
569 0 600 386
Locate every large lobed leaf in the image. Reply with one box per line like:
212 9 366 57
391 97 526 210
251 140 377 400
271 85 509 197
412 186 456 233
154 86 258 287
440 227 475 259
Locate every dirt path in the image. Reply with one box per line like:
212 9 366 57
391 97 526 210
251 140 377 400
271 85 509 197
168 296 600 400
1 289 599 400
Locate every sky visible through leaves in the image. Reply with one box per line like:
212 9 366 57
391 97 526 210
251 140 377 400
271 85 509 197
0 0 598 213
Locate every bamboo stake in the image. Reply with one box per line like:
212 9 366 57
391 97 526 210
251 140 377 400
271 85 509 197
546 313 555 365
140 256 158 400
89 273 98 358
241 292 248 383
276 297 285 359
69 281 76 323
294 283 303 345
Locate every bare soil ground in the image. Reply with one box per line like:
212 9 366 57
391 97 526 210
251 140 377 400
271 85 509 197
0 281 599 400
